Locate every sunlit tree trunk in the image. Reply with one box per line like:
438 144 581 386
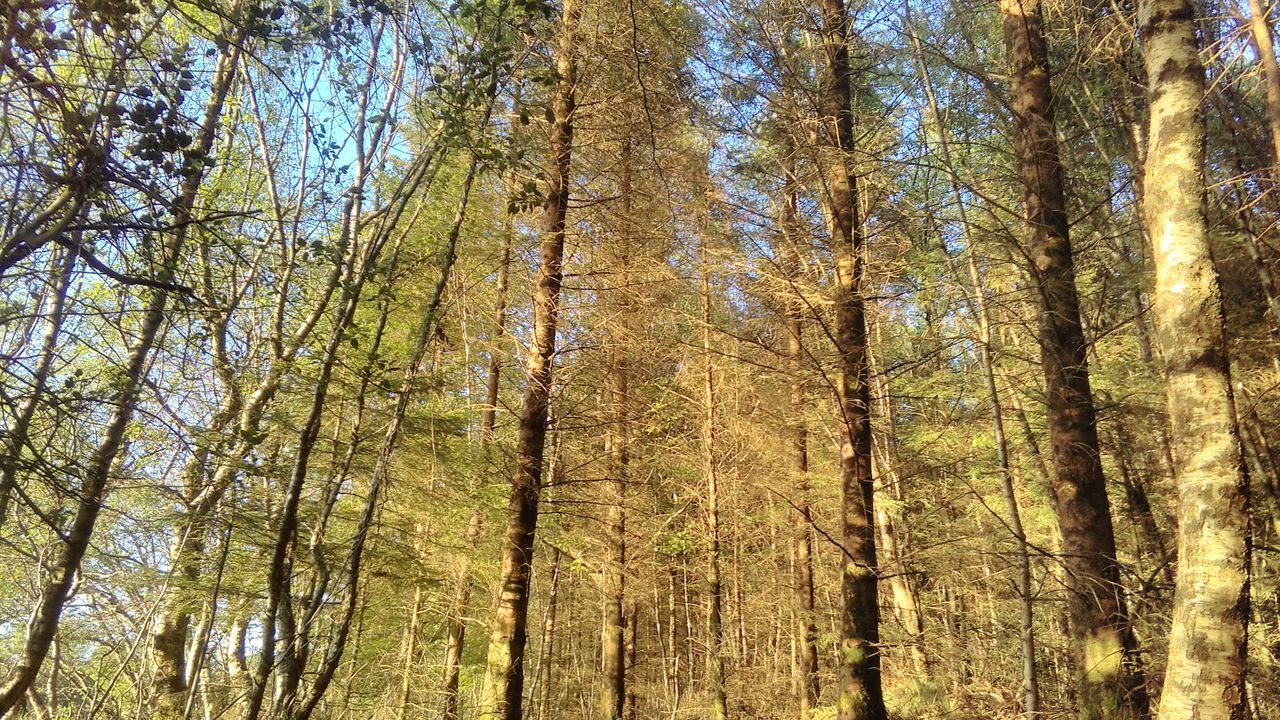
480 0 579 715
1140 0 1252 715
1247 0 1280 166
998 0 1149 715
625 604 638 720
397 587 424 720
867 315 928 679
443 509 483 720
700 245 729 720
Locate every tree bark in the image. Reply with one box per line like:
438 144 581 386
443 509 484 720
1140 0 1252 715
998 0 1149 715
480 0 579 715
396 587 424 720
816 0 886 715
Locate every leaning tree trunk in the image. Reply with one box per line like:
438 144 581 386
479 0 579 715
1140 0 1252 716
0 30 245 717
816 0 886 716
998 0 1149 716
0 246 75 529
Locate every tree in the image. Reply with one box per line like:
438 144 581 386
479 0 581 716
1140 0 1252 715
998 0 1149 715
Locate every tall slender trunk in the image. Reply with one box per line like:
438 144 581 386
442 119 519 720
1140 0 1252 715
443 510 484 720
625 604 638 720
292 152 485 720
599 140 632 720
700 248 729 720
998 0 1148 715
150 34 412 708
397 587 424 720
867 316 928 678
536 548 563 720
816 0 885 715
480 1 579 715
0 31 245 716
781 148 820 720
482 152 517 439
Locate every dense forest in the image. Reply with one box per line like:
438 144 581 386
0 0 1275 717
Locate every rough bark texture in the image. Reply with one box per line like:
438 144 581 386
598 359 628 720
1140 0 1251 716
480 1 578 715
818 0 886 716
998 1 1148 716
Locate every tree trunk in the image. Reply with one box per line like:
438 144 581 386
782 148 821 720
536 548 563 720
625 604 638 720
816 0 886 715
1140 0 1252 715
867 317 928 679
443 510 484 720
1247 0 1280 166
599 140 633 720
150 37 414 708
700 249 729 720
480 0 579 715
397 587 424 720
998 0 1148 715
